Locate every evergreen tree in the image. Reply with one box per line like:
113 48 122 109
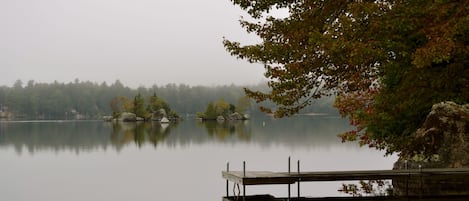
204 102 217 120
133 93 147 119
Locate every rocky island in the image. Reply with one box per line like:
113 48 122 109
197 99 249 121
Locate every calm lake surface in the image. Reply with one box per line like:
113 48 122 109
0 116 397 201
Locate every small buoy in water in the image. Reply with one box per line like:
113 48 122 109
262 121 265 127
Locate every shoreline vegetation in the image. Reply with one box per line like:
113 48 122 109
0 80 339 121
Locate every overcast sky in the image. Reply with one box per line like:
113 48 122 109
1 0 266 88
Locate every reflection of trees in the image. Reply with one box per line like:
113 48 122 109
0 121 112 154
133 122 146 147
0 117 353 154
110 122 134 150
147 122 174 147
197 120 251 141
110 121 178 148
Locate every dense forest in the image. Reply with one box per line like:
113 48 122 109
0 79 338 120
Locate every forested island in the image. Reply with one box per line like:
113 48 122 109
0 79 338 120
107 93 180 122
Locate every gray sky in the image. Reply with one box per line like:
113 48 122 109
1 0 266 88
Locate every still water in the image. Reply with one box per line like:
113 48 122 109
0 116 397 201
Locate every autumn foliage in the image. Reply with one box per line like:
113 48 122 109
225 0 469 155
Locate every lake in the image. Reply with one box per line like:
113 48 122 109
0 116 397 201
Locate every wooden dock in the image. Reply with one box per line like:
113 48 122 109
222 195 469 201
222 168 469 185
222 160 469 201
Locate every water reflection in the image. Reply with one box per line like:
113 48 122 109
0 117 396 201
0 116 354 154
198 120 251 141
0 121 112 154
110 122 177 149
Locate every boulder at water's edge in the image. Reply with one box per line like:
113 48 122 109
393 101 469 196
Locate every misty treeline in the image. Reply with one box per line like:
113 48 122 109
0 79 338 120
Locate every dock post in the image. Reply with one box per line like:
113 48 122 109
297 160 300 199
243 161 246 201
405 160 409 197
288 156 291 201
226 162 229 198
419 164 422 198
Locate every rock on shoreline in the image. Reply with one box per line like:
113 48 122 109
393 101 469 196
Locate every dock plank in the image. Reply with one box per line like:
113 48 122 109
223 171 297 185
